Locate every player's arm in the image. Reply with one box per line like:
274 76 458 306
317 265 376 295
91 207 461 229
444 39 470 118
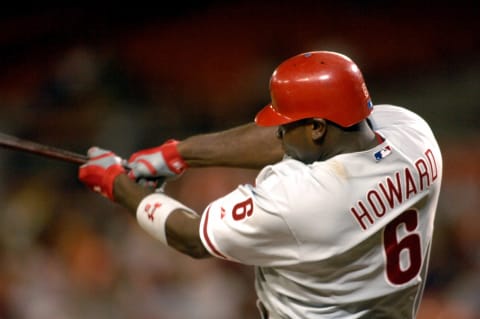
78 148 211 259
128 123 282 181
178 123 282 168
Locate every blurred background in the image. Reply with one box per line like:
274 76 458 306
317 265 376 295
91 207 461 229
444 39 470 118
0 1 478 318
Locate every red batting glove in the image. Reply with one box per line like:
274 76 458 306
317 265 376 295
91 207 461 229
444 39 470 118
78 147 126 201
127 139 188 181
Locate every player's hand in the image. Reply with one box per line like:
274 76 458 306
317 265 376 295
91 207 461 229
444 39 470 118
78 147 126 201
127 139 188 182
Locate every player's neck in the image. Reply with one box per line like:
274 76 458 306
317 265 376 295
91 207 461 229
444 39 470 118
320 121 378 160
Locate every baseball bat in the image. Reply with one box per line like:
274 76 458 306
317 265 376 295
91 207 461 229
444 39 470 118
0 131 87 164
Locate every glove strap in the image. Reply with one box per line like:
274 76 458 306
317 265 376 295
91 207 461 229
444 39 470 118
161 139 188 174
103 164 126 200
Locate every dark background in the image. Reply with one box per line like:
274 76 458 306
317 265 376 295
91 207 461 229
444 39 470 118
0 2 479 318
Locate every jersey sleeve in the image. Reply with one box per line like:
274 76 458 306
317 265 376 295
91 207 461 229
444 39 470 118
199 169 300 267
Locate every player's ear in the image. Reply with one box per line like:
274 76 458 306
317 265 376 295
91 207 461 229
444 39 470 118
310 118 327 141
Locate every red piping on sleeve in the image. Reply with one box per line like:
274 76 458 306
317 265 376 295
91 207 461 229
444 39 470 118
202 207 227 259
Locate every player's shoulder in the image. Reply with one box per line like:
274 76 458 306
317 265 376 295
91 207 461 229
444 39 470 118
370 104 442 163
255 158 305 189
255 157 340 193
369 104 430 128
257 158 307 183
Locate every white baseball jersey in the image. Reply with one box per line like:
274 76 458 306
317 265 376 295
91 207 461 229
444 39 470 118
199 105 442 319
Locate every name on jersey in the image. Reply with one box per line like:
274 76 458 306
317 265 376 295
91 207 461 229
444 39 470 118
350 148 439 231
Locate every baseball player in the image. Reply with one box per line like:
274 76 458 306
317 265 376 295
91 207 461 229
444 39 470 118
78 51 443 318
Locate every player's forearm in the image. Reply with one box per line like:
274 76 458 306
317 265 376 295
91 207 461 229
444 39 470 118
177 123 283 169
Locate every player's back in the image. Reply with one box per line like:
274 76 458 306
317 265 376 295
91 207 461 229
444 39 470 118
255 104 443 318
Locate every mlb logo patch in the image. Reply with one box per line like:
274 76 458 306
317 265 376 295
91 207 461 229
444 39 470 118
367 99 373 109
374 145 392 161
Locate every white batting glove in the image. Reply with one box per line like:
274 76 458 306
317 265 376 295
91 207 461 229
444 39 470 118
127 139 188 182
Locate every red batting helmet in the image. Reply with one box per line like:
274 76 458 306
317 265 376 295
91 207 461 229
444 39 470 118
255 51 373 127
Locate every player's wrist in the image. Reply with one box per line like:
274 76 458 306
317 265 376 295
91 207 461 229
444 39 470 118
113 174 154 215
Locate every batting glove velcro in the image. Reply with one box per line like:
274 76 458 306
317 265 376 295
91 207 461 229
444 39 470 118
78 147 126 201
127 139 187 181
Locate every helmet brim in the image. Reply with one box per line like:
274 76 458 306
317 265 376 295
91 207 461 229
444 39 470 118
255 103 295 127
